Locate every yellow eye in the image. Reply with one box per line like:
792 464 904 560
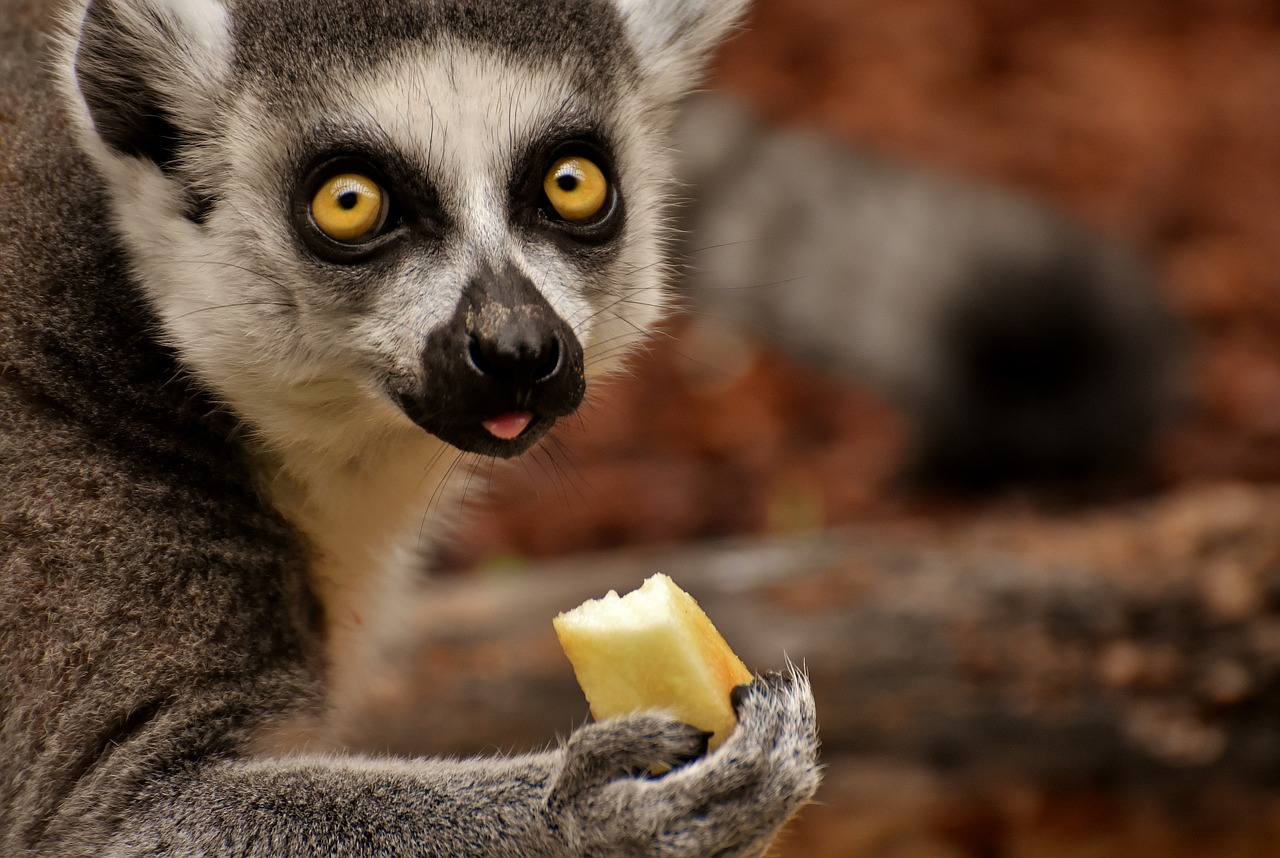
310 173 387 242
543 156 609 222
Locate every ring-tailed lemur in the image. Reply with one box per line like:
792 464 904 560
0 0 820 853
674 94 1181 489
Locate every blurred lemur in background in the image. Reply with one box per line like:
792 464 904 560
676 94 1180 488
0 0 820 853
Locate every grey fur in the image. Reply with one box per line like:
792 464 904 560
0 0 819 854
229 0 635 93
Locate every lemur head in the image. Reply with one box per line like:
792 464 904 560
62 0 746 458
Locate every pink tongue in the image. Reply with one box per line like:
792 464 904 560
482 411 533 440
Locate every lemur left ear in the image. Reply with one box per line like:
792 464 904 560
612 0 750 105
73 0 231 171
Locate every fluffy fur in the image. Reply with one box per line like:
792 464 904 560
0 0 821 853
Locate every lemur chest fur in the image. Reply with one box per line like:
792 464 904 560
249 418 461 655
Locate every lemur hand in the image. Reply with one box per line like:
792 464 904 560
547 670 821 857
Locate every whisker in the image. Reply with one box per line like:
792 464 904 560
170 300 295 321
424 449 466 527
458 455 487 511
679 273 812 292
675 237 768 256
548 439 595 510
162 258 296 299
524 441 566 506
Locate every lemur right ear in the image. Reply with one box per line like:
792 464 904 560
73 0 231 172
612 0 750 106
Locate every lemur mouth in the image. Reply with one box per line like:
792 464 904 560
397 401 565 459
483 411 534 440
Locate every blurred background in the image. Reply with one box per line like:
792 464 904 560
350 1 1280 855
444 0 1280 563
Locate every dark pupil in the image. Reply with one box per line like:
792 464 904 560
337 190 359 210
556 173 578 192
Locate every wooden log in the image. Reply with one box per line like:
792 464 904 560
347 485 1280 790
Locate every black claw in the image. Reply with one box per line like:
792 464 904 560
730 682 755 714
731 672 793 715
650 728 715 778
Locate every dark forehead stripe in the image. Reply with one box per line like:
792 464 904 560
230 0 635 91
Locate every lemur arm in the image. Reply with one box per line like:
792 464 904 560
103 677 818 858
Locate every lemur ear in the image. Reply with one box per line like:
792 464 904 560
73 0 230 171
612 0 750 105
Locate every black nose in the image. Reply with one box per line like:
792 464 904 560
400 263 587 457
467 307 564 387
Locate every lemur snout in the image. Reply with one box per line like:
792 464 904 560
466 302 566 388
402 264 585 457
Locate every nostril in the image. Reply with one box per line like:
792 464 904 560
534 335 561 382
467 334 492 377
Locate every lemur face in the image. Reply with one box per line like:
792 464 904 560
67 0 714 459
207 40 659 457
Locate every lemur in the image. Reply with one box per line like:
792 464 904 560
674 94 1180 489
0 0 821 853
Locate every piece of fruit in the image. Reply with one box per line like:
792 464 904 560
554 573 754 751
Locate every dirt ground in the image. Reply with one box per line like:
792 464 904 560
431 1 1280 855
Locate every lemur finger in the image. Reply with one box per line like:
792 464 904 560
549 714 711 811
551 673 820 857
637 670 822 850
731 669 819 760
